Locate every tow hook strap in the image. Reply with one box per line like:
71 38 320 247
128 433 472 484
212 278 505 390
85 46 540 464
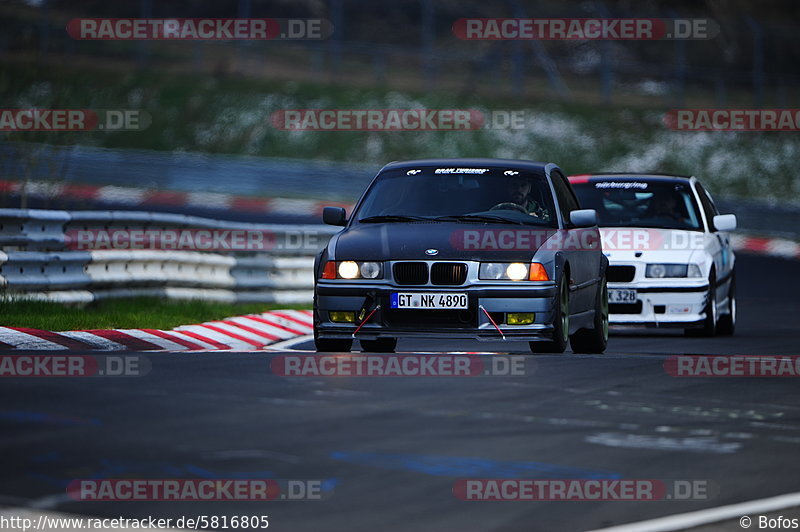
479 305 506 340
352 305 381 338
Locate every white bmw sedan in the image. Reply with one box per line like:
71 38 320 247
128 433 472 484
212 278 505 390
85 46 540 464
568 173 736 336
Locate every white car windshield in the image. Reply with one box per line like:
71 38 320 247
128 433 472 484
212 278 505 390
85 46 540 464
572 179 702 230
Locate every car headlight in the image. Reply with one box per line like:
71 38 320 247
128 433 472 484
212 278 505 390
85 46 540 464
322 261 383 280
479 262 549 281
359 261 382 279
481 263 508 279
506 263 529 280
338 261 360 279
645 264 702 278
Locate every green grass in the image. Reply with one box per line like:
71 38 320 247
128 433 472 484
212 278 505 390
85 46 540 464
2 61 799 203
0 297 309 331
1 61 659 159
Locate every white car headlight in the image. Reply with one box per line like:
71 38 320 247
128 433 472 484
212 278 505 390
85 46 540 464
646 264 693 278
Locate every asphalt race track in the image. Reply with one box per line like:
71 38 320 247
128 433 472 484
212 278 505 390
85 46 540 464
2 254 799 531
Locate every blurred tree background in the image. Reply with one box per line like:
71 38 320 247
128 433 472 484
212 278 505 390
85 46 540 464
0 0 799 203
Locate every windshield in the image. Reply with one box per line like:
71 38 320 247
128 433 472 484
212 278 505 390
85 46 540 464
571 179 702 230
353 167 558 227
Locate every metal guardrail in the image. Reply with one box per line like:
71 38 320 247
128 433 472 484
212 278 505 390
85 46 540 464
0 143 375 202
8 206 794 305
0 208 339 304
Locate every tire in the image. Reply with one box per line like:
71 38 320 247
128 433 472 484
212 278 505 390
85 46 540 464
313 323 352 352
530 274 569 354
314 337 353 352
312 288 352 352
570 276 609 354
359 338 397 353
685 271 717 337
716 274 736 336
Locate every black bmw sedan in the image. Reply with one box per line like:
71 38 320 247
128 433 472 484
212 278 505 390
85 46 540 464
314 158 609 354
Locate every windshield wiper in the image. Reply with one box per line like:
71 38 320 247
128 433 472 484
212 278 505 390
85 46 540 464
434 214 525 225
358 215 434 223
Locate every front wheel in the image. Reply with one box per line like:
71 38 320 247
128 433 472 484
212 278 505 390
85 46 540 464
359 338 397 353
716 274 736 336
314 326 352 352
313 290 352 351
570 277 609 354
530 275 569 354
685 272 717 337
314 337 353 352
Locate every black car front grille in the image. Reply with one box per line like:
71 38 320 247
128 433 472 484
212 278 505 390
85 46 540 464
393 262 429 285
609 301 643 314
431 263 467 285
607 265 636 282
384 309 475 328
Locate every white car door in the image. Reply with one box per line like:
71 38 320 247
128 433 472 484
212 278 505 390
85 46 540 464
695 182 734 302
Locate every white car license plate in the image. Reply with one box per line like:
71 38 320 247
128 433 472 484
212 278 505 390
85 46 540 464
391 293 468 309
609 289 637 303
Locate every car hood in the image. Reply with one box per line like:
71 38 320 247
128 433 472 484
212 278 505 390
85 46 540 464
600 227 705 263
330 222 559 261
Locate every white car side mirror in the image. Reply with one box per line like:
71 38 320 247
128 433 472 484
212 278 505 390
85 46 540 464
713 214 737 232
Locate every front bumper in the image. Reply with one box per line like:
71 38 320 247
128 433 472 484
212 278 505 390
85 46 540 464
608 282 709 328
315 281 557 341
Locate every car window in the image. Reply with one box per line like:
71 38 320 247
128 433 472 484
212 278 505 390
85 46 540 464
550 170 580 226
571 179 703 230
353 167 558 227
695 182 719 232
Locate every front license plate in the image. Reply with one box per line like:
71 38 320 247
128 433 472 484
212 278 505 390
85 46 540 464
391 292 468 309
609 289 637 303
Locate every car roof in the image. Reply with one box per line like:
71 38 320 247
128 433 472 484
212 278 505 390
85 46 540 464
568 173 695 184
380 158 554 173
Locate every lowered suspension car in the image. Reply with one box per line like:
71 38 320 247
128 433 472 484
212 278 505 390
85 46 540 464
568 173 737 336
313 159 609 354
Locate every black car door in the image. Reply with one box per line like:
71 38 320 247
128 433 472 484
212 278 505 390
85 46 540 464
549 169 600 314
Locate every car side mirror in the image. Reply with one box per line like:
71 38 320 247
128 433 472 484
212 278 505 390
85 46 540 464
713 214 737 232
569 209 598 228
323 206 347 226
